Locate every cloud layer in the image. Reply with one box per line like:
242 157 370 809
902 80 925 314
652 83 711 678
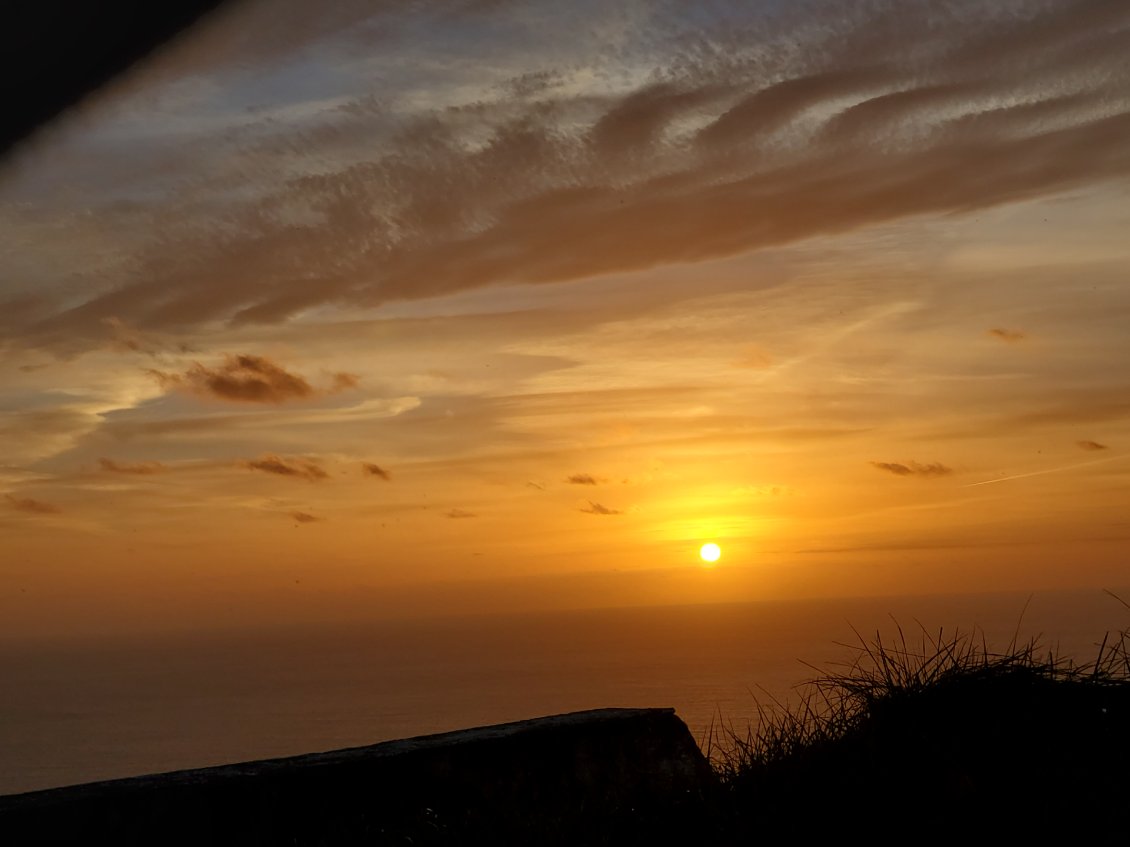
4 0 1129 352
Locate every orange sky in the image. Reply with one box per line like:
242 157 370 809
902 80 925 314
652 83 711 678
2 0 1129 638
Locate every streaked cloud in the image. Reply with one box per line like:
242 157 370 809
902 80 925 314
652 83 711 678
1077 440 1109 451
242 454 328 480
289 511 322 523
870 461 954 478
580 501 620 515
988 328 1026 343
98 458 167 475
446 509 476 519
4 494 61 514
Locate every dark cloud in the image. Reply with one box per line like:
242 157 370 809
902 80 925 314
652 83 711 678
289 511 321 523
1077 440 1109 451
446 509 476 518
149 354 313 403
526 481 545 490
98 458 167 474
502 69 565 99
11 0 1130 352
361 462 391 480
147 354 359 404
242 454 328 480
988 328 1026 343
580 500 620 515
5 494 61 514
871 461 954 478
566 473 599 485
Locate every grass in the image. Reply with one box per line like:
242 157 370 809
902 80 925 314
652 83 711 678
705 603 1130 843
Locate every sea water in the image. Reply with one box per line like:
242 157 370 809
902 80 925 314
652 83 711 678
2 587 1127 795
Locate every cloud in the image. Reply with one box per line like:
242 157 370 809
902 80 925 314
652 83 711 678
1077 440 1109 451
580 500 621 515
98 458 167 474
148 354 357 403
5 494 61 514
566 473 599 485
870 461 954 478
361 462 391 480
242 454 328 480
10 1 1130 352
332 372 361 391
734 344 774 369
446 509 476 518
289 511 321 523
988 328 1026 343
103 317 160 355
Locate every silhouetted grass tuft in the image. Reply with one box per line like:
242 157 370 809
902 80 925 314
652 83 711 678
708 616 1130 843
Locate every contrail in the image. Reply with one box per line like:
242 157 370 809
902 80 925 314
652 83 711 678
964 453 1129 487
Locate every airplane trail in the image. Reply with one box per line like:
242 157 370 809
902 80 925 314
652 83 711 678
963 454 1129 487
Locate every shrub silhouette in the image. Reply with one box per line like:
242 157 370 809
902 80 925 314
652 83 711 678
710 618 1130 844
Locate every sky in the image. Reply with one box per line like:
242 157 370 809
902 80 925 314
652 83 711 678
2 0 1129 639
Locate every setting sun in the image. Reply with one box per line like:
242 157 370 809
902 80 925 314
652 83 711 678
699 543 721 564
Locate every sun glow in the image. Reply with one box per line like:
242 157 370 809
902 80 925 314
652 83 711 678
699 542 721 564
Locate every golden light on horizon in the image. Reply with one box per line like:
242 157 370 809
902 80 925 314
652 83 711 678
699 543 721 565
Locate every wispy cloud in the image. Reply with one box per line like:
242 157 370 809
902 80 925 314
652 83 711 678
289 511 321 523
148 354 357 404
11 2 1130 351
580 500 620 515
361 462 391 480
98 458 167 475
5 494 60 514
242 455 328 481
871 461 954 478
988 328 1026 343
1077 440 1108 451
446 508 476 518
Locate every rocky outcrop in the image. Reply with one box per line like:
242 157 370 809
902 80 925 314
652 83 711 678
0 707 717 845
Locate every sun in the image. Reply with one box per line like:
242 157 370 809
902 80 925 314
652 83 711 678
699 542 721 564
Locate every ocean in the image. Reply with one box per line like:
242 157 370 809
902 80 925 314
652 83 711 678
2 587 1128 796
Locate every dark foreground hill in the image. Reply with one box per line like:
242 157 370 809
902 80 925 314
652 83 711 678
713 626 1130 844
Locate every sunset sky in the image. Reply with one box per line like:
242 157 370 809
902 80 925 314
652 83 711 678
2 0 1129 638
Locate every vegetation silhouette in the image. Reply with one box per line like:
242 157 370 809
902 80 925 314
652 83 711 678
707 606 1130 844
